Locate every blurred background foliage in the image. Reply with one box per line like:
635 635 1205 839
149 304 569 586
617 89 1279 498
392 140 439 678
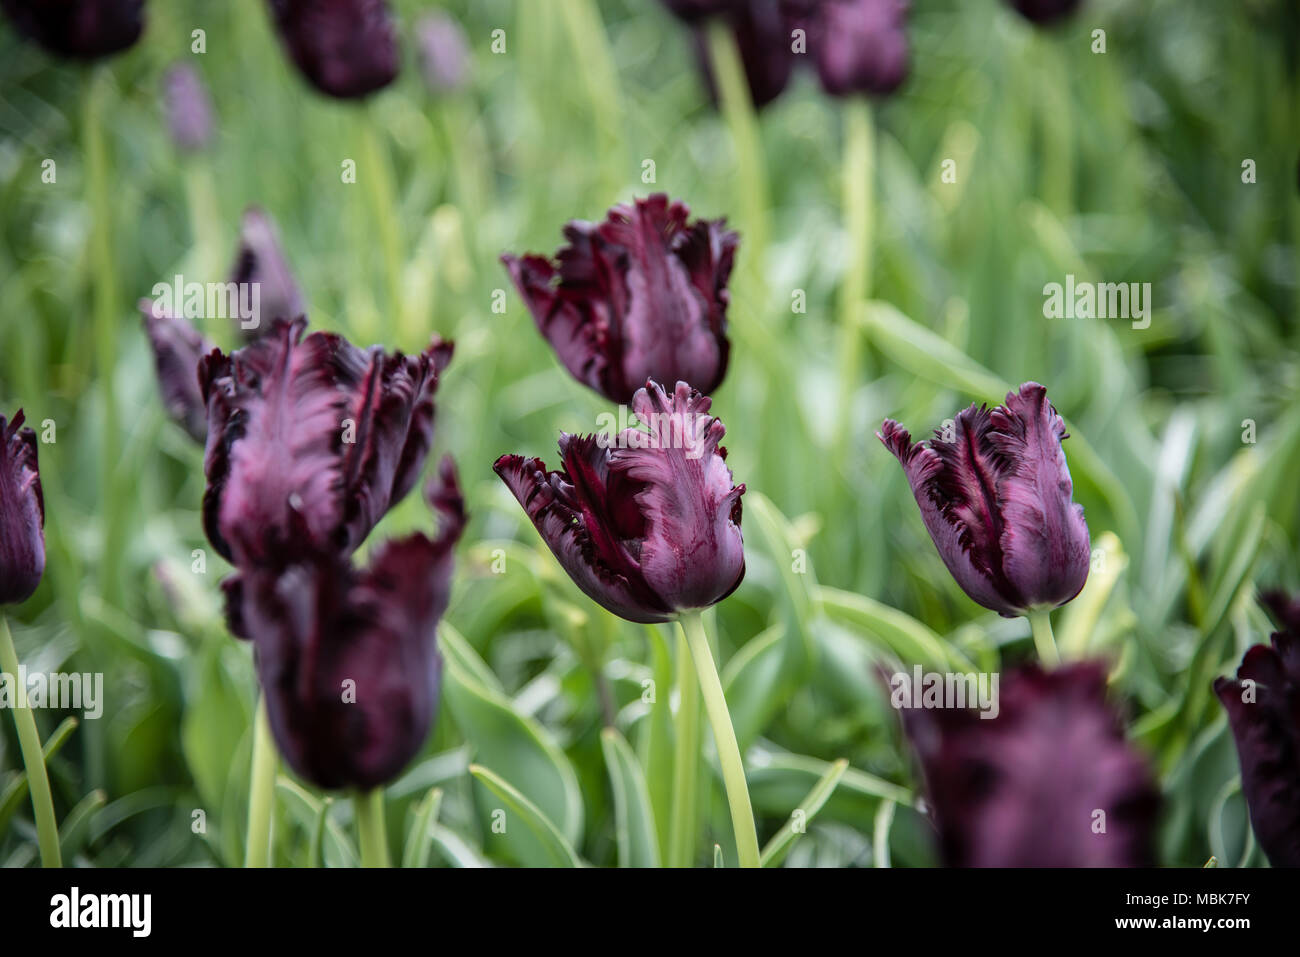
0 0 1297 867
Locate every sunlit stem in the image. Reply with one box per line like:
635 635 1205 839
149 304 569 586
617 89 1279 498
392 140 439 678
355 788 390 868
244 696 277 868
668 629 701 867
1028 609 1061 667
679 610 760 868
0 616 61 867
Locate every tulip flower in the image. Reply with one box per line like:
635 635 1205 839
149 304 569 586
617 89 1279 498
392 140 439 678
786 0 909 97
266 0 398 99
0 410 44 606
1213 593 1300 867
0 0 143 59
199 317 452 568
1007 0 1083 25
496 379 759 865
692 0 795 110
233 457 465 792
879 382 1090 663
139 301 214 443
901 662 1160 866
229 206 306 339
415 11 469 95
0 408 59 867
162 62 215 153
502 195 737 404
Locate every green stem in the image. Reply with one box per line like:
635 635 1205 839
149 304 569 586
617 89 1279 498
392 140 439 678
836 100 875 447
244 696 277 867
1028 609 1060 667
679 610 760 869
355 788 390 868
668 629 700 867
358 108 406 347
0 616 61 867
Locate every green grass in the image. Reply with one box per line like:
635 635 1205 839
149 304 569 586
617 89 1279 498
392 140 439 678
0 0 1297 867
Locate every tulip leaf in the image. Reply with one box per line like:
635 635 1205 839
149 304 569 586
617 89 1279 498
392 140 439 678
720 622 787 754
637 623 676 865
429 824 493 868
748 748 912 837
468 764 581 868
759 758 848 868
439 621 505 694
873 799 897 869
713 844 724 868
815 585 974 672
276 777 357 868
401 786 444 869
58 789 107 862
181 635 251 813
745 493 816 679
0 716 79 837
1057 531 1128 659
599 728 659 868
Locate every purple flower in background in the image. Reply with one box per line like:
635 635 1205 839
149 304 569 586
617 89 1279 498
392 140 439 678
139 301 213 443
494 380 745 624
502 195 737 404
0 410 44 605
1213 593 1300 867
162 62 214 153
660 0 737 21
787 0 909 97
693 0 795 109
879 382 1090 618
266 0 398 99
230 207 306 339
0 0 143 59
1008 0 1083 26
234 458 465 790
415 10 469 94
199 317 452 568
901 661 1159 866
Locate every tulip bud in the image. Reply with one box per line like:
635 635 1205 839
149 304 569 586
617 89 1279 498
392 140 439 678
415 11 469 95
788 0 909 97
229 206 305 338
1214 592 1300 867
139 301 214 443
266 0 398 99
495 380 745 624
0 0 143 59
691 0 795 109
234 457 465 790
1007 0 1083 25
879 382 1090 618
162 62 215 153
0 410 45 606
199 317 452 568
502 195 737 404
901 661 1159 866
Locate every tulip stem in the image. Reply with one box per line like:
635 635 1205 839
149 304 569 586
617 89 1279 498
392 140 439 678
244 696 277 868
355 789 390 868
0 616 61 867
679 611 760 868
668 629 701 867
359 108 406 347
1028 610 1061 667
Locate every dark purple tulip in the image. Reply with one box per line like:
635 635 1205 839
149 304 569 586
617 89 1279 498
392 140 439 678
494 380 745 624
0 0 143 59
787 0 909 97
162 62 215 153
659 0 738 22
692 0 795 109
235 457 465 790
414 11 469 95
1213 595 1300 867
0 410 44 605
199 317 452 568
266 0 398 99
879 382 1090 618
229 207 305 339
139 301 213 443
1008 0 1083 25
502 195 737 404
902 662 1159 866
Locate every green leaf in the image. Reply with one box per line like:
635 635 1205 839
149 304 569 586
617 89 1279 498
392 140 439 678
713 844 724 868
816 585 973 671
401 787 444 869
599 728 659 868
468 764 581 868
58 789 106 861
637 623 676 865
720 623 786 754
760 758 848 867
0 716 79 837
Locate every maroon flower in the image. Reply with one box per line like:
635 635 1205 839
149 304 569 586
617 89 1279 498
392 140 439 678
199 317 452 568
902 662 1160 866
0 410 44 605
229 207 305 339
235 458 465 790
1008 0 1083 25
787 0 909 97
659 0 737 21
162 62 214 153
879 382 1090 618
502 195 737 404
692 0 796 109
0 0 143 59
494 380 745 624
1213 594 1300 867
139 301 213 443
266 0 398 99
415 10 469 95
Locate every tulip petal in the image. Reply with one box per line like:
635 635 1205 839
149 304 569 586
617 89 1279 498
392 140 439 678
1 0 143 60
229 207 305 338
0 410 45 605
139 300 213 443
